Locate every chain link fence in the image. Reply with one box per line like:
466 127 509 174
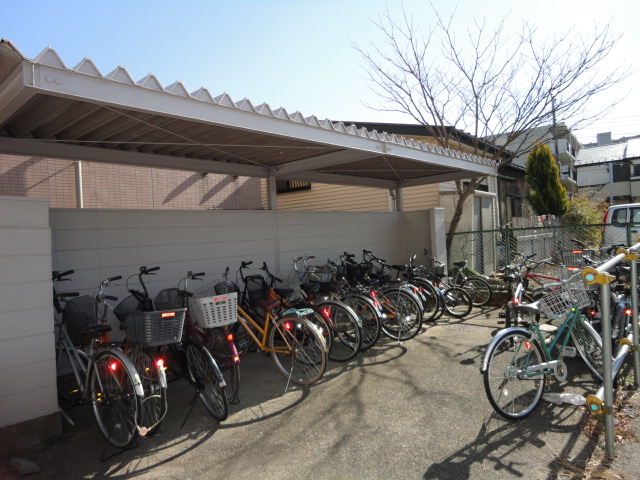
446 222 640 280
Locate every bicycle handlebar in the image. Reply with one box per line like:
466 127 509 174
53 269 74 281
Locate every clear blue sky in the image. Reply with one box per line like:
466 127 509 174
2 0 638 144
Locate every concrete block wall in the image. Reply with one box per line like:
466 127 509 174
49 209 409 336
0 197 58 451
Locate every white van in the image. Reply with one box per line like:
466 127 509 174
602 203 640 246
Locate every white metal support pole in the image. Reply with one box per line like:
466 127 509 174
266 174 277 211
75 161 83 209
599 281 616 460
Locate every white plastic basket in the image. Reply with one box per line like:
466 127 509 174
190 292 237 328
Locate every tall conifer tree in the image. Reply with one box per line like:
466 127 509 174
525 143 568 215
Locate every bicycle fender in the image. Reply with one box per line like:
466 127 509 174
479 327 533 374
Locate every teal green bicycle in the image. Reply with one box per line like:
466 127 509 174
481 274 606 420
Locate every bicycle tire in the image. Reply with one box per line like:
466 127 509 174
442 287 473 317
570 319 606 381
316 300 362 362
90 349 142 448
207 328 241 404
483 332 546 420
461 276 492 307
411 279 440 322
183 342 229 421
340 292 381 350
130 346 167 435
378 288 423 341
268 316 327 385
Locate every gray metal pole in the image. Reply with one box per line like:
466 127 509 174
600 281 616 460
631 255 640 388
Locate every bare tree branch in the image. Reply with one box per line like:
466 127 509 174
353 2 633 242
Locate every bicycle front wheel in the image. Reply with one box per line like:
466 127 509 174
268 316 327 385
90 350 141 448
483 332 545 420
207 328 241 404
442 287 473 318
571 319 605 381
461 276 492 307
184 342 229 421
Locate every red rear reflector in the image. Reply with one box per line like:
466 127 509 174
284 321 293 330
625 308 632 316
156 358 165 368
227 333 234 342
571 250 583 254
110 362 118 371
524 341 532 350
161 312 176 318
513 298 520 305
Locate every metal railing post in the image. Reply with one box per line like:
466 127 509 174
583 244 640 460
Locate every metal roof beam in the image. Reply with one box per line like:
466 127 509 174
0 67 38 127
274 149 378 175
0 137 269 177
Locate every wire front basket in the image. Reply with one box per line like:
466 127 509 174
305 265 333 283
124 308 187 346
538 275 590 319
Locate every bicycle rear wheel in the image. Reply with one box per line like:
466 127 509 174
571 319 606 381
341 292 381 350
461 276 492 307
207 328 241 404
410 279 439 322
129 346 167 435
90 350 141 448
184 341 229 421
442 287 473 317
268 316 327 385
379 288 423 341
483 332 545 420
316 300 362 362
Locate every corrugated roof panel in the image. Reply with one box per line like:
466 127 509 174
235 98 256 112
106 66 135 85
73 58 102 77
33 47 65 68
191 87 214 102
165 81 190 97
213 93 235 108
138 74 164 92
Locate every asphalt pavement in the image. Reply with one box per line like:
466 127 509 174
2 305 638 480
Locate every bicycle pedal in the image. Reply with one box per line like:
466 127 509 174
561 346 577 358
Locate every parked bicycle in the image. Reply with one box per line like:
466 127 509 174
481 273 608 420
54 271 148 448
114 267 228 422
232 261 328 386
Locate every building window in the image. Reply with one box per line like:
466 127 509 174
276 179 311 194
633 164 640 177
613 163 630 182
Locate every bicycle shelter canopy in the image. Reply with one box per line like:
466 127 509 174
0 39 497 197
